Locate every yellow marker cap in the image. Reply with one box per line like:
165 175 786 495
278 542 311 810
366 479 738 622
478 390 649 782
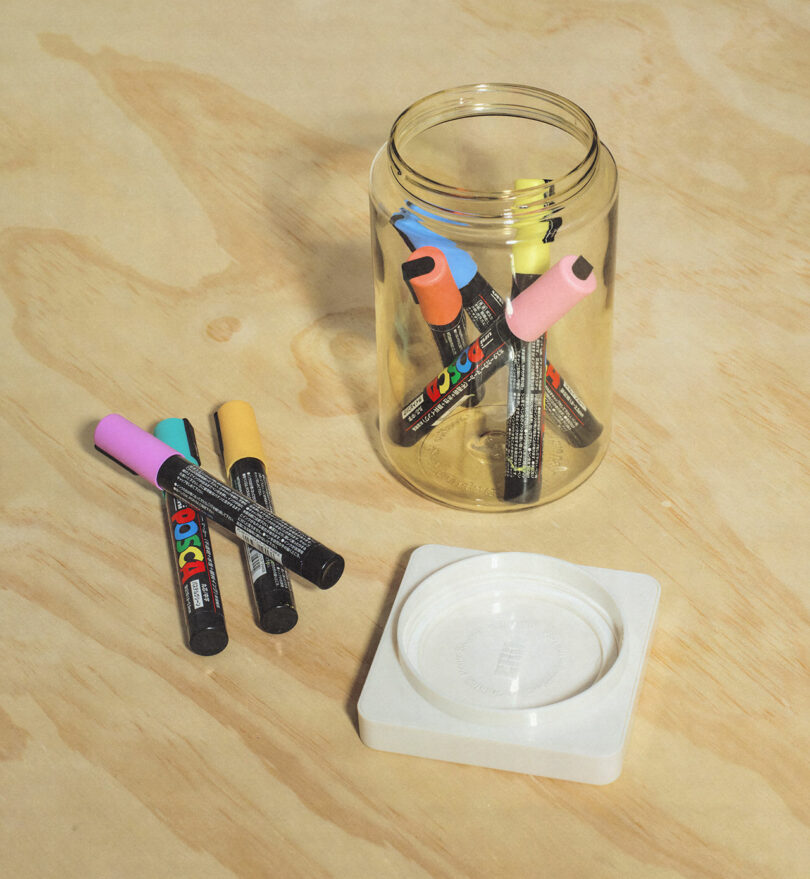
215 400 267 473
512 178 552 276
514 177 546 191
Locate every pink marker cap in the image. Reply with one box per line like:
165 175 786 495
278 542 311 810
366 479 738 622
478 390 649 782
504 254 597 342
94 414 179 488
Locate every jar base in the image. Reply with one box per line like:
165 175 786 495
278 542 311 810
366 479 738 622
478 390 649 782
383 404 608 511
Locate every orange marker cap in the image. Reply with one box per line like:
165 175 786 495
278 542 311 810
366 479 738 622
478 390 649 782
403 246 463 327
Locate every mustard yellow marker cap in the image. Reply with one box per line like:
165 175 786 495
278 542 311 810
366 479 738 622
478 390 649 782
215 400 267 473
512 178 552 276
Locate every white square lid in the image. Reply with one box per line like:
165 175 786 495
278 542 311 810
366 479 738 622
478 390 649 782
358 545 660 784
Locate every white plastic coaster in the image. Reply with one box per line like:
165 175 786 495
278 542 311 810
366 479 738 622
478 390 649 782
358 545 659 784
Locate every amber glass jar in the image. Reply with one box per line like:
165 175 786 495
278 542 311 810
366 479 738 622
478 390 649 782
369 84 618 510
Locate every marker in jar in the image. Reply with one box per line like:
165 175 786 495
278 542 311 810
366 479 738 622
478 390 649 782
95 414 344 590
395 255 596 446
391 209 504 328
504 178 558 504
509 181 602 451
390 207 601 447
510 178 563 294
154 418 228 656
402 247 481 407
214 401 298 635
402 246 469 368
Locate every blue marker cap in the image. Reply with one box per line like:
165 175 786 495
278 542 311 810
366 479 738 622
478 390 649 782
154 418 200 465
392 209 478 288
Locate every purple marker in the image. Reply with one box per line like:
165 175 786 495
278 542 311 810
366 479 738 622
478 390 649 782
94 415 344 590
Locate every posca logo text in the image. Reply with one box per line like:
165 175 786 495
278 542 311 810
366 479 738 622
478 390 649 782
426 338 485 402
170 506 208 584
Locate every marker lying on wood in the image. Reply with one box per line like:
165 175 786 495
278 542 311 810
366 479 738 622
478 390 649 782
214 400 298 634
154 417 228 655
95 414 344 590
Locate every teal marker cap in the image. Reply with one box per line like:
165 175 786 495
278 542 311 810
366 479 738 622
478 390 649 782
153 418 200 465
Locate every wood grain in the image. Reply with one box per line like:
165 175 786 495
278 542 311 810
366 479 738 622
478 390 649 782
1 1 808 877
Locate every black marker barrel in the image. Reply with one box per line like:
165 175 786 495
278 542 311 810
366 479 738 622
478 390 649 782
94 415 345 591
543 367 603 448
215 401 298 634
504 328 546 503
156 457 344 590
154 418 228 656
504 179 554 504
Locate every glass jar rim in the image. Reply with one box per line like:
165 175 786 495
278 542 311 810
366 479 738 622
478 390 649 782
387 83 600 220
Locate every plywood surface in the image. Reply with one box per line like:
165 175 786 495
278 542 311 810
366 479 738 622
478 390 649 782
1 2 808 877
